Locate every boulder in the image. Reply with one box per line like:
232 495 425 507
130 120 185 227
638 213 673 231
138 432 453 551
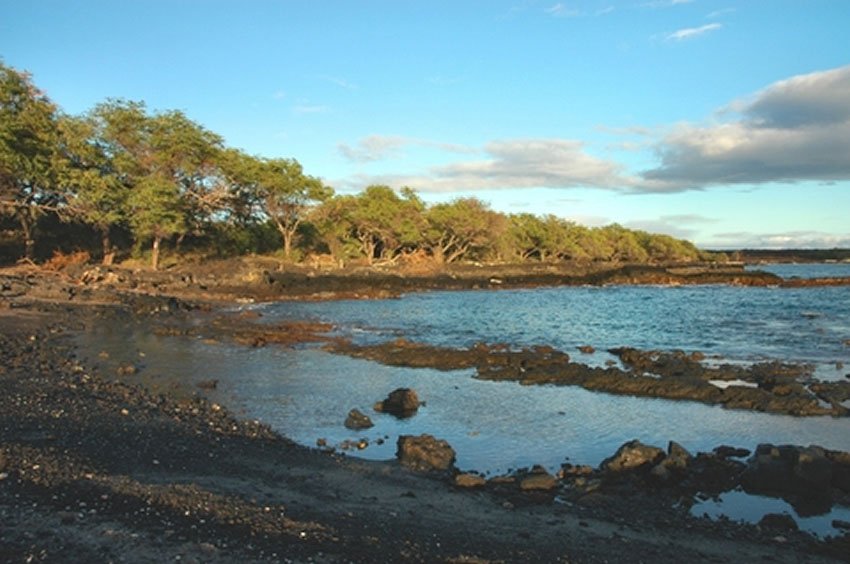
601 440 665 473
743 444 834 495
758 513 798 532
454 473 486 488
520 471 558 491
344 408 374 430
665 441 692 469
794 446 832 487
396 434 455 472
375 388 420 418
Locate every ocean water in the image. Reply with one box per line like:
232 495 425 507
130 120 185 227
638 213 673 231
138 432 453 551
75 263 850 534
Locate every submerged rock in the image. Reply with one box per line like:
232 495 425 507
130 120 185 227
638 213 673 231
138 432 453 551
396 434 455 472
344 409 374 430
374 388 420 418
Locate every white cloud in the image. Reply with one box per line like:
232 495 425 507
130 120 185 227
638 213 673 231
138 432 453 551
707 230 850 249
642 0 694 8
339 138 633 193
665 23 722 41
337 135 475 163
640 65 850 191
545 3 580 17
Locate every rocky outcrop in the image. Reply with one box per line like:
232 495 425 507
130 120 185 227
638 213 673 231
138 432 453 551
374 388 420 418
330 340 846 418
344 409 374 430
396 434 455 472
741 444 833 496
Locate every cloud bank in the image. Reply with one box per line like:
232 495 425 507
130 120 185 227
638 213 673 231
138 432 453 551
340 138 633 193
641 65 850 191
337 135 475 163
338 65 850 198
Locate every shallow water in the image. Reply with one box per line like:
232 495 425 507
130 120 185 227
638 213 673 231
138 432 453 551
692 489 850 537
74 264 850 533
77 326 850 475
749 262 850 280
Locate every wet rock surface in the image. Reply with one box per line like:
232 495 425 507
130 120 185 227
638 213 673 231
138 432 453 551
329 340 848 417
374 387 421 418
396 434 456 472
344 408 374 430
2 265 850 562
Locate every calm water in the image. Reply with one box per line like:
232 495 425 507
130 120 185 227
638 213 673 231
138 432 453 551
75 263 850 533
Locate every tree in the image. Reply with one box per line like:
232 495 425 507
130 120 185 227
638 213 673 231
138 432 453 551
425 198 502 264
0 63 63 259
127 174 184 270
507 213 548 261
148 110 226 240
253 157 331 260
84 101 225 268
58 114 127 264
343 185 425 264
599 224 649 263
219 151 332 260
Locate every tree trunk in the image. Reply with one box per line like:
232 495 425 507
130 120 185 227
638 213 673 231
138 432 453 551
101 228 115 266
151 236 161 270
19 214 35 260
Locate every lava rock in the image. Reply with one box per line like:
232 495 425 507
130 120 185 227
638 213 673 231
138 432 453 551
374 388 420 418
601 440 665 473
454 473 486 488
396 434 455 472
520 471 558 491
758 513 798 532
743 444 833 495
344 408 374 430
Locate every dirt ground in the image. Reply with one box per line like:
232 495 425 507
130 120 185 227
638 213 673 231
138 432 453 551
1 263 849 562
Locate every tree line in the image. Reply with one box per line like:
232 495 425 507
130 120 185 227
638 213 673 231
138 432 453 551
1 62 711 269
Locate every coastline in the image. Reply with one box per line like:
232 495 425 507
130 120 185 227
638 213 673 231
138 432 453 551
2 263 850 562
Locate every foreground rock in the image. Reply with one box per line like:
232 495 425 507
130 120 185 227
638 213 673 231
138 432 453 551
741 444 850 513
396 434 455 472
374 387 421 418
601 440 666 474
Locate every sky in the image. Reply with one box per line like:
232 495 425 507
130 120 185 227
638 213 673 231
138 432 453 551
1 0 849 249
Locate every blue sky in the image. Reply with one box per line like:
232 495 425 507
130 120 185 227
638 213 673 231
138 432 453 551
2 0 849 248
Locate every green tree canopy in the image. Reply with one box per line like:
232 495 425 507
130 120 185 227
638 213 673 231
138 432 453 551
425 197 503 264
0 63 63 259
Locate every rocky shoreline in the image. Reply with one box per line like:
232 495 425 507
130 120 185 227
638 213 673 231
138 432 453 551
2 263 850 562
326 340 850 418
